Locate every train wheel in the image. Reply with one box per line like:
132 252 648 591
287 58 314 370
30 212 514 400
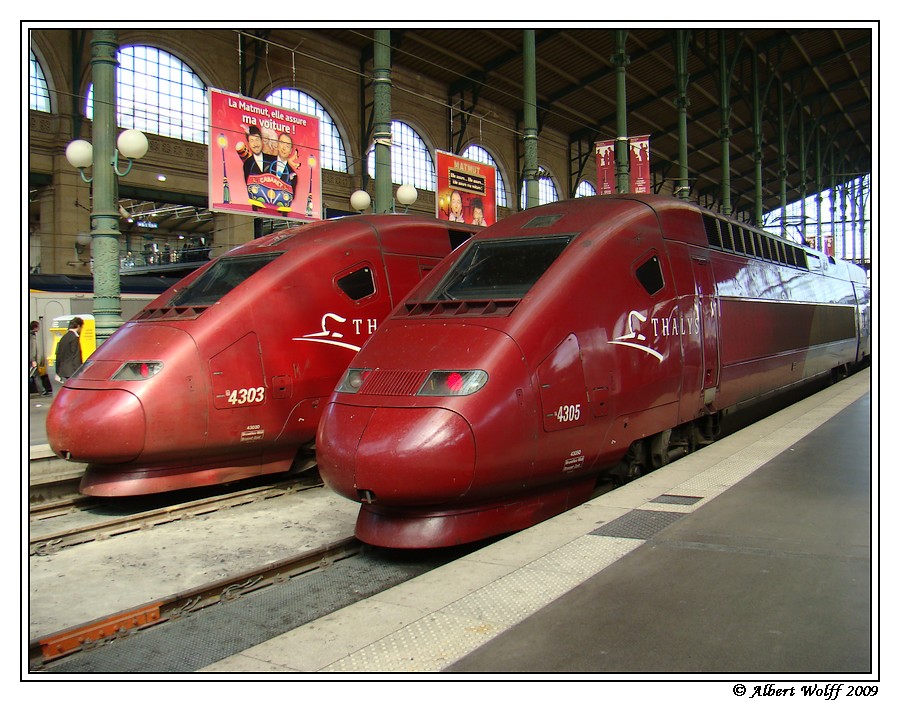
650 425 693 469
608 443 645 486
691 413 720 447
650 429 673 469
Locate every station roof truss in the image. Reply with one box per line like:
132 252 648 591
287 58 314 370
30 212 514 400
291 27 872 220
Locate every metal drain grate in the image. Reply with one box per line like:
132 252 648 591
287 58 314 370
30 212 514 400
650 494 703 505
589 509 684 539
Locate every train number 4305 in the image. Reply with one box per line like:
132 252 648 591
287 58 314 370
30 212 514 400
226 387 266 405
554 404 581 422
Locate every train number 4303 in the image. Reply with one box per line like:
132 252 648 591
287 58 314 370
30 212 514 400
226 387 266 405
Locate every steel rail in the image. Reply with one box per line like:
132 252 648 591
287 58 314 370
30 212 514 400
29 476 324 556
29 535 360 668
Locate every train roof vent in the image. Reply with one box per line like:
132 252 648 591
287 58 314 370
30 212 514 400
522 214 563 229
401 299 519 318
134 305 208 321
702 215 723 248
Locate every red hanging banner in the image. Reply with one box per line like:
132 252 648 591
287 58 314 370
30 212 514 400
594 139 616 195
595 135 652 194
629 135 651 194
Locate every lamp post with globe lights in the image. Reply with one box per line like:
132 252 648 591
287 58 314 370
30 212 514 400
64 30 148 344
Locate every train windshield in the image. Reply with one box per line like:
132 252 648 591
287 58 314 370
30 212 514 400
167 252 283 306
429 235 574 301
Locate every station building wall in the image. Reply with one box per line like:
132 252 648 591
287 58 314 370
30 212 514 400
28 28 581 275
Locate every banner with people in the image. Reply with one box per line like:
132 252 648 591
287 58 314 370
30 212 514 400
595 135 651 195
435 150 496 227
595 138 616 195
208 88 322 222
629 135 651 194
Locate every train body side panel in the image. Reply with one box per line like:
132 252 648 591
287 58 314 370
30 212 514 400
710 252 859 409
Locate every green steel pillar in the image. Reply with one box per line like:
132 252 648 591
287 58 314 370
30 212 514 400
815 129 823 251
777 85 787 237
752 57 763 225
718 31 732 215
89 29 124 344
612 30 631 194
675 30 690 200
829 147 837 254
799 113 807 243
839 175 848 259
373 30 393 213
850 178 862 260
523 30 539 209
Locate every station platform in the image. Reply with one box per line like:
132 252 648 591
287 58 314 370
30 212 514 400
195 368 874 677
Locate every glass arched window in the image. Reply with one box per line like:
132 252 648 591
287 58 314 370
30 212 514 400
267 88 348 172
367 121 435 190
520 172 560 209
575 181 596 198
461 144 508 208
29 50 51 112
87 46 208 144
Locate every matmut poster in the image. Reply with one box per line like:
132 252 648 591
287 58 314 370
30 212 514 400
208 88 321 222
435 150 496 227
595 135 651 195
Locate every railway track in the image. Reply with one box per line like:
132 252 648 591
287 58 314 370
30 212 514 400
29 534 362 669
29 474 326 556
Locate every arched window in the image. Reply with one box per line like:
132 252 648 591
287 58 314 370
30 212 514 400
29 50 51 113
367 120 435 190
575 181 597 198
87 46 208 144
461 144 508 208
520 172 560 209
266 89 348 173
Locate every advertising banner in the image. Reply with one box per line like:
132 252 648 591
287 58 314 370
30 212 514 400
629 134 651 194
595 135 652 194
435 150 496 227
208 88 321 222
595 138 616 195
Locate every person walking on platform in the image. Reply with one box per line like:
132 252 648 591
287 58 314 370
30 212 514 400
29 320 53 396
54 317 84 384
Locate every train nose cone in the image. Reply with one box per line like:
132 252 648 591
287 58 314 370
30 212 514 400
318 405 476 505
46 388 145 463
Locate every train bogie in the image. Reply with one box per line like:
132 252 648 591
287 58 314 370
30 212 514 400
316 195 870 548
46 215 477 496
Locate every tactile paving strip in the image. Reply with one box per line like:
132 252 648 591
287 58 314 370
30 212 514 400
323 535 642 672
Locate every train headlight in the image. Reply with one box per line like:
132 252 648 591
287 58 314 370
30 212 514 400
336 368 372 393
417 370 488 397
113 361 164 381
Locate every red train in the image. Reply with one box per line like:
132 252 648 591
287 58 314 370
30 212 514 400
46 215 477 496
316 194 871 548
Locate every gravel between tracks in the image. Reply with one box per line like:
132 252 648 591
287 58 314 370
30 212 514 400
28 488 358 640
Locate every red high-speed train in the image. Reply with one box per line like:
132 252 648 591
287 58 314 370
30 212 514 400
46 215 476 496
316 194 871 548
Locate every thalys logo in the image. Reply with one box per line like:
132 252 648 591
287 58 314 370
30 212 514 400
609 309 700 362
293 313 378 352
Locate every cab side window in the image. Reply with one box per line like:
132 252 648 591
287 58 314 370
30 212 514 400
635 255 664 296
337 266 376 301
